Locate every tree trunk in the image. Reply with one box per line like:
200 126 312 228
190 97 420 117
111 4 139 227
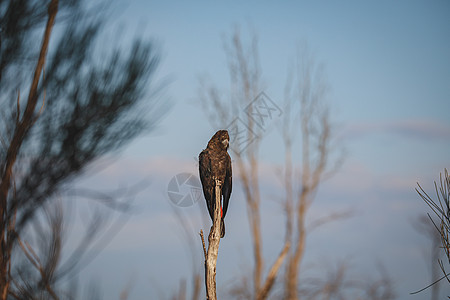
0 1 58 299
284 190 307 300
256 241 290 300
204 178 222 300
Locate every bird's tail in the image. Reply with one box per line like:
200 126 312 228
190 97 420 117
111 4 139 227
220 218 225 238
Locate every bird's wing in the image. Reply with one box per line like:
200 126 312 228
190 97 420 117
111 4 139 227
199 149 214 220
221 153 232 219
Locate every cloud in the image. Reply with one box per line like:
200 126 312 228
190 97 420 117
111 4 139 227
343 118 450 141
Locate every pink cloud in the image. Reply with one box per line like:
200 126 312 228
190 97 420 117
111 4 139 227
343 118 450 141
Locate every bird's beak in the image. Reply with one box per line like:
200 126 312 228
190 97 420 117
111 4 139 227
222 139 229 148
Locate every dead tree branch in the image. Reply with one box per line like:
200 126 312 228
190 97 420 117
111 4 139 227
257 241 290 300
282 44 342 300
199 28 294 299
201 178 222 300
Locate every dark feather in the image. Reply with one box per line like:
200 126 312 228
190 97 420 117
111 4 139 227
198 130 232 238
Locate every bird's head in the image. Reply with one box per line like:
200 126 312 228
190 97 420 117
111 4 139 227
209 130 230 150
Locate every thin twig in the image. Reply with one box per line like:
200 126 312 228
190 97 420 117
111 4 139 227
410 272 450 294
200 230 207 259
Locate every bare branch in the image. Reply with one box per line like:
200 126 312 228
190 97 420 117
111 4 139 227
191 273 201 300
307 210 354 233
203 178 223 300
200 230 207 259
1 2 59 298
257 241 290 300
282 43 342 300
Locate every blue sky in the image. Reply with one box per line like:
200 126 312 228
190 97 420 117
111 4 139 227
72 1 450 299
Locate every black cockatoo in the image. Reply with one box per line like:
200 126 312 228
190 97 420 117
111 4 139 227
199 130 232 238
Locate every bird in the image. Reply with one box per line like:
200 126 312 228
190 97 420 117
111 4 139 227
199 130 232 238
